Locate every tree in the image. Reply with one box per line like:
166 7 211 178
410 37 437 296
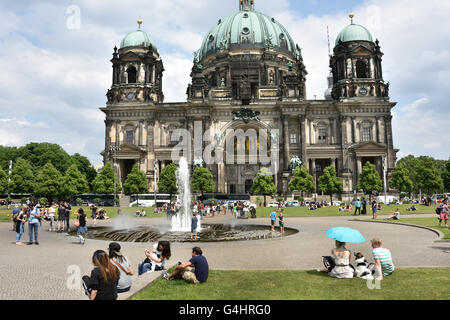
389 166 413 195
191 167 215 198
415 157 443 195
0 167 7 194
289 165 315 197
71 153 97 186
442 160 450 192
18 142 73 174
9 158 35 196
357 162 382 195
61 164 89 198
251 168 277 207
91 162 122 194
318 166 342 204
158 163 178 206
34 162 63 201
123 164 149 205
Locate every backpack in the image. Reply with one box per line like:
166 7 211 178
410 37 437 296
436 207 442 215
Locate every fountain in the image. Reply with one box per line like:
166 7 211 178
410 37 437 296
70 158 299 242
170 157 200 232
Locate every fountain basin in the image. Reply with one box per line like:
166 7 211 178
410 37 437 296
70 223 298 243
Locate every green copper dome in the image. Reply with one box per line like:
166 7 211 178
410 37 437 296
198 9 297 61
120 30 157 51
335 23 373 46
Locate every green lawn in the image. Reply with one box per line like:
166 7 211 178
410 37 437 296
0 205 165 222
368 217 450 240
254 203 436 218
131 268 450 300
0 203 437 222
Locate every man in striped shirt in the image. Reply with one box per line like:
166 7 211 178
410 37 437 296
371 238 395 280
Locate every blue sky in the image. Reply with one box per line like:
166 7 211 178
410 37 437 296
0 0 449 164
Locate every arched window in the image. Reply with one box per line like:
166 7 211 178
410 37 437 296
356 60 368 78
127 66 137 84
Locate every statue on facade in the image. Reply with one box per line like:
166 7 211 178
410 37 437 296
290 156 302 173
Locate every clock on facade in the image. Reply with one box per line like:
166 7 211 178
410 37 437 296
359 88 368 96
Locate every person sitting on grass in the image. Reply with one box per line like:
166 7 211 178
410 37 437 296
163 247 209 284
406 205 417 211
138 241 171 275
318 240 354 279
371 238 395 280
385 208 400 220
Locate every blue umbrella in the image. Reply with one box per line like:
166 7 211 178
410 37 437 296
326 227 366 243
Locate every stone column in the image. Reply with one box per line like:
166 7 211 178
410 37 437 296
299 115 307 165
356 156 363 186
351 116 356 144
311 158 317 192
282 115 290 171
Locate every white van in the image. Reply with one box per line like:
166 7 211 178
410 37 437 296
376 196 398 204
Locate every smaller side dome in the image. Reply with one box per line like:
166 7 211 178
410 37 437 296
335 14 373 46
120 29 157 51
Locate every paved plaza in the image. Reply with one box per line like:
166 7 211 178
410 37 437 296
0 214 449 300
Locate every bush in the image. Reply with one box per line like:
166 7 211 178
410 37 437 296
403 200 410 204
93 197 101 204
39 197 49 206
256 197 263 206
76 198 83 206
276 197 284 202
21 197 28 204
208 198 218 205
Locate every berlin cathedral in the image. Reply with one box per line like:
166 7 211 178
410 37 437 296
101 0 398 199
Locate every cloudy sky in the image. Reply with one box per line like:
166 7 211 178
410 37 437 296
0 0 449 164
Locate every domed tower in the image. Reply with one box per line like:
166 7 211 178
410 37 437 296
107 20 164 105
330 14 389 100
187 0 307 104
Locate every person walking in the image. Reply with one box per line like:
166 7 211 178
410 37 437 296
90 203 98 225
191 212 198 241
371 198 378 219
278 210 285 235
270 209 277 231
361 198 367 215
48 203 57 231
27 204 40 245
75 208 88 244
354 199 361 216
64 201 72 232
15 207 27 245
82 250 120 300
438 200 448 227
57 202 66 232
10 205 21 231
108 242 134 293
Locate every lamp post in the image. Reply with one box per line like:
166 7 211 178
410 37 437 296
153 158 157 208
109 145 121 207
7 160 12 209
382 154 387 203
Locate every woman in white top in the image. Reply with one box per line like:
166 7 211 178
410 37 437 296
108 242 134 293
48 204 57 231
319 240 354 279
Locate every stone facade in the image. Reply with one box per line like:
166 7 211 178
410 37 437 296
101 4 398 199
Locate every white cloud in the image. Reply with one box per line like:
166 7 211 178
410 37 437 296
0 0 449 164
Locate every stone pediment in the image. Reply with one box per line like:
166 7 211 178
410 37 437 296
120 51 142 61
349 141 387 152
350 45 373 55
116 144 146 158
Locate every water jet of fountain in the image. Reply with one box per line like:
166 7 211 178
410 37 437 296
170 157 200 232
